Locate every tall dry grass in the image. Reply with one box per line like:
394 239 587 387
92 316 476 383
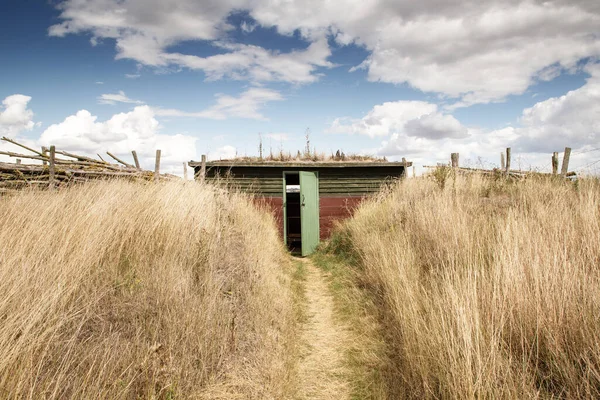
331 174 600 398
0 181 295 399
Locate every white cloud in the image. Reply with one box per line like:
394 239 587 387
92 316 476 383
39 105 196 175
125 73 141 79
511 63 600 153
163 38 334 84
326 100 461 139
240 21 256 33
331 64 600 174
208 145 237 160
0 94 36 138
154 87 283 120
98 90 143 105
405 113 468 140
50 1 600 103
49 0 334 85
250 0 600 105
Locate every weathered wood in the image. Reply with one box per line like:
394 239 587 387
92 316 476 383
154 149 161 183
49 145 56 189
0 150 50 162
561 147 571 177
552 152 559 175
0 150 126 170
56 150 107 164
199 154 207 183
1 137 45 157
451 153 459 168
183 162 188 180
0 162 46 172
65 169 145 176
500 152 505 170
132 151 140 169
413 166 416 178
505 148 511 174
42 147 48 166
0 140 177 190
106 152 135 168
195 161 412 168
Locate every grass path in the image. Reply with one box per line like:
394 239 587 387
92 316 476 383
295 257 351 400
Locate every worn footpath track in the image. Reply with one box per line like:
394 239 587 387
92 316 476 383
295 257 350 400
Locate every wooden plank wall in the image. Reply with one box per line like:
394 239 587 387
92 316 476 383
319 196 364 239
203 165 404 196
254 195 364 240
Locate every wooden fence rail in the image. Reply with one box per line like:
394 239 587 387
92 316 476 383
0 137 178 193
424 147 577 179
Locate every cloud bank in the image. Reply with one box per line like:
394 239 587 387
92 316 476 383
40 106 197 174
50 0 600 105
329 63 600 173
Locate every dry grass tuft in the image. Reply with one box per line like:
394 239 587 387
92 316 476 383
332 174 600 398
0 181 296 399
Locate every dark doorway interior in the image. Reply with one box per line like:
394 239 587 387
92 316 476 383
285 173 302 254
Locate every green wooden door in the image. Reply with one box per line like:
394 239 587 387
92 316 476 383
299 171 319 256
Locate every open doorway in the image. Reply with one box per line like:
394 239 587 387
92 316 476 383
284 171 320 256
284 172 301 254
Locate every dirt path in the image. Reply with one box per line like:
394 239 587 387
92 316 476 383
296 258 350 400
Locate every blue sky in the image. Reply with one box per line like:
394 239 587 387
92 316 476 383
1 0 599 175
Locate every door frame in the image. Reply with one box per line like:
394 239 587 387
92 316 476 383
282 171 297 246
282 171 319 249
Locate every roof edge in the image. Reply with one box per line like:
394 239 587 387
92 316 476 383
188 161 413 168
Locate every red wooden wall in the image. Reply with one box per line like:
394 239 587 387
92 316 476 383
256 195 365 240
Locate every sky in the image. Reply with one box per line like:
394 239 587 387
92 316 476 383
1 0 599 176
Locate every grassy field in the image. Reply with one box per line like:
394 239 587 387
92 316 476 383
0 181 296 399
324 173 600 398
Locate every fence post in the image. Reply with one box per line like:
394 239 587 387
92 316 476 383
505 148 511 175
132 150 140 169
561 147 571 177
154 149 161 183
42 146 48 167
500 152 505 170
451 153 459 168
16 159 21 165
552 152 559 175
49 145 56 190
199 154 206 183
412 166 416 178
183 162 188 180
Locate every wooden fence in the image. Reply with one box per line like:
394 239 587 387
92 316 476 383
0 137 178 193
425 147 577 178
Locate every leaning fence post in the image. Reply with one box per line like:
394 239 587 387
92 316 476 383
154 149 161 183
505 148 511 175
552 152 559 175
500 152 505 170
183 162 188 180
132 150 140 169
412 166 416 178
561 147 571 177
49 145 56 189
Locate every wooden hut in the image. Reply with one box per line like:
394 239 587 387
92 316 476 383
188 159 412 256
